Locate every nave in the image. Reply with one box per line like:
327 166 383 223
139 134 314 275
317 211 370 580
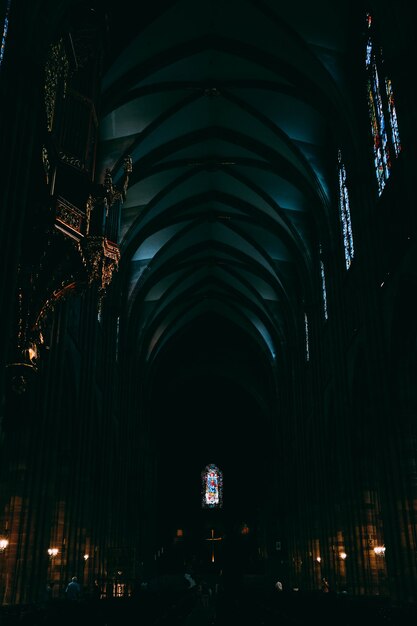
2 0 417 614
1 577 417 626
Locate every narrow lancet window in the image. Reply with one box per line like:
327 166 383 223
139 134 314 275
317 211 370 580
201 463 223 509
338 150 354 270
319 245 328 320
0 0 11 67
365 12 401 195
304 312 310 362
385 77 401 158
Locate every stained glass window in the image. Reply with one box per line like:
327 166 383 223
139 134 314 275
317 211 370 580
304 312 310 362
201 463 223 508
385 77 401 158
0 0 11 67
319 245 328 320
365 12 401 195
338 150 354 270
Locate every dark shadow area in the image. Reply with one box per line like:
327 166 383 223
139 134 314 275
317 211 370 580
2 579 417 626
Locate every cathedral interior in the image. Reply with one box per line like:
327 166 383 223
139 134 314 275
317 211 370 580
1 0 417 623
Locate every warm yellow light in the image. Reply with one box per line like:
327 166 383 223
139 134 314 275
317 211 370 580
48 548 58 557
0 538 9 551
340 551 347 560
316 556 321 563
373 545 386 556
83 554 89 561
28 347 37 362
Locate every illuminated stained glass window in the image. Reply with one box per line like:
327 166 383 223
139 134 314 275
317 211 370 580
304 312 310 362
365 12 401 195
319 245 328 320
385 77 401 158
201 463 223 509
338 150 354 270
0 0 11 67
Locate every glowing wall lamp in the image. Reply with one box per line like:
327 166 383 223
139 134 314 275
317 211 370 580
0 538 9 552
373 545 386 556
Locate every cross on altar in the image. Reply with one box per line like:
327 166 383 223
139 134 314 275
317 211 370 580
205 528 222 563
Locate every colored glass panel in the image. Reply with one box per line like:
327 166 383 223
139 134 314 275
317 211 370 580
320 257 328 320
365 13 401 195
202 463 223 508
385 78 401 157
304 312 310 362
0 0 11 67
338 151 354 270
367 53 391 195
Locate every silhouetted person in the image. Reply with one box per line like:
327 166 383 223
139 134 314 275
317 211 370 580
65 576 81 600
92 579 101 600
184 572 197 589
198 579 212 608
41 581 54 606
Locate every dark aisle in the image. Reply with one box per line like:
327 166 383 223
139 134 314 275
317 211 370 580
1 581 417 626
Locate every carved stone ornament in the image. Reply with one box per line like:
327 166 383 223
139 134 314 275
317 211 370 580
42 146 50 184
56 196 84 236
59 151 85 171
80 236 120 291
44 38 70 133
102 156 133 206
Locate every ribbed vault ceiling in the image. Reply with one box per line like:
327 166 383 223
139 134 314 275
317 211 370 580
84 0 367 533
97 0 357 385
